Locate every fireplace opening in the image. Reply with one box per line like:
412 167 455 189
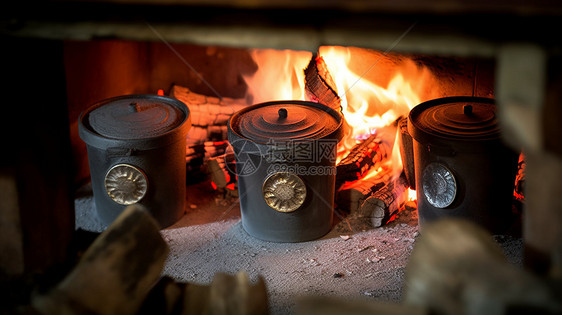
60 39 527 312
2 16 560 313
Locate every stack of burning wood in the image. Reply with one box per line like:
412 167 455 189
304 54 412 228
170 54 414 227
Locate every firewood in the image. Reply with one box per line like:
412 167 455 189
336 136 390 183
206 156 228 189
208 272 268 315
138 276 185 315
304 54 342 111
297 296 427 315
357 173 409 227
187 126 229 145
170 85 247 145
181 272 268 315
336 120 398 183
404 219 562 315
32 204 169 315
398 117 415 189
186 141 229 159
206 152 236 190
336 167 391 213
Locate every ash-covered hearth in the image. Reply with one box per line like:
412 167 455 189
74 180 524 315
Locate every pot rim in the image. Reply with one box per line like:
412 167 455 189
79 94 191 150
407 96 506 153
228 100 344 152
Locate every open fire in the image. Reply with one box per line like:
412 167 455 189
240 46 433 212
173 45 526 233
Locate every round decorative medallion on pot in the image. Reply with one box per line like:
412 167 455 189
422 162 456 209
79 94 191 228
104 164 148 205
228 100 343 242
408 96 519 234
262 172 307 213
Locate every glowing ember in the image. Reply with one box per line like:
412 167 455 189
408 188 417 202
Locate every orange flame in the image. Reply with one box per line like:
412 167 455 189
243 49 312 104
318 46 432 155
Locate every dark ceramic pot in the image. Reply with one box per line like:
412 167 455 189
408 96 518 234
228 100 343 242
79 94 191 228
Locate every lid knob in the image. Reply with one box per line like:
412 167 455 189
129 102 141 113
278 108 288 119
463 104 473 116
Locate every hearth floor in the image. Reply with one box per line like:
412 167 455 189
75 180 523 315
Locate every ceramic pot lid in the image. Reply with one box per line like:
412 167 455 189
86 95 186 140
229 100 343 144
408 96 501 146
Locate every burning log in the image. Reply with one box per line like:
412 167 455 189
336 168 391 213
357 173 409 228
336 119 399 184
169 85 248 145
304 54 341 111
404 219 562 315
336 134 391 184
398 117 416 189
33 204 169 315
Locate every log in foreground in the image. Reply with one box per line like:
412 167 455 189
33 204 169 315
404 219 562 315
297 296 427 315
139 272 268 315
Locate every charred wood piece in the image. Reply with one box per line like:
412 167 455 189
186 141 230 177
398 117 416 189
336 120 399 184
357 174 409 228
206 152 237 191
336 134 390 183
169 85 248 145
304 54 342 111
336 168 392 213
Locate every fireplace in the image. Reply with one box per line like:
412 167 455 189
1 2 561 314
